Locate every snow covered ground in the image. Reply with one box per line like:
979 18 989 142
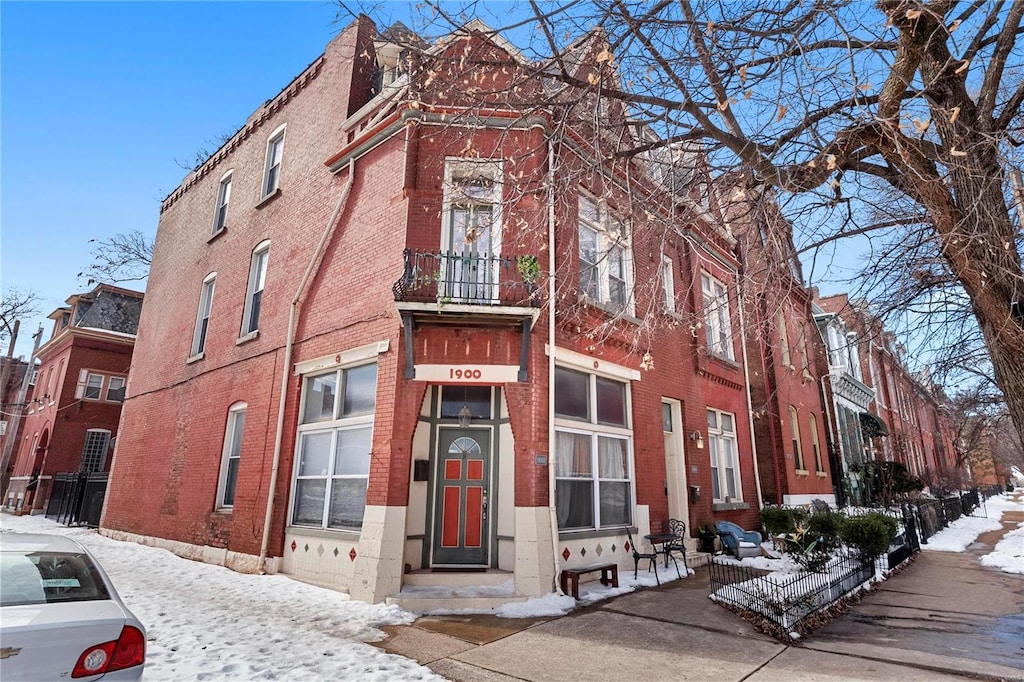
0 514 440 681
922 492 1024 573
0 513 693 678
3 494 1018 679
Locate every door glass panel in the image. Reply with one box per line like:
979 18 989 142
662 403 673 432
440 386 491 419
449 436 482 456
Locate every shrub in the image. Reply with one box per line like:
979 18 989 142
760 506 808 536
805 510 844 553
840 513 898 560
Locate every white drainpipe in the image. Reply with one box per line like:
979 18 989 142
545 136 563 593
259 158 356 571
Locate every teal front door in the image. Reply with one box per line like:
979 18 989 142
433 427 490 566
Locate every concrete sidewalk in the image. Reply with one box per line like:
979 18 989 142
375 508 1024 681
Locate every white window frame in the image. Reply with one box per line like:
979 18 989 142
701 272 734 360
290 362 378 531
241 242 270 337
553 365 635 532
577 193 634 314
262 126 286 198
789 405 805 471
213 171 232 233
441 158 504 303
661 254 676 312
105 376 126 403
78 371 104 401
809 413 824 472
216 402 247 510
80 429 111 473
707 407 741 502
191 273 216 357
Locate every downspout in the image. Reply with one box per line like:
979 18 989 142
819 373 844 506
736 275 764 512
545 134 563 593
259 159 356 572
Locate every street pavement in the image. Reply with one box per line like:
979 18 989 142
375 507 1024 681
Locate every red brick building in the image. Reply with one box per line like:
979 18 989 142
2 284 142 512
730 189 836 505
102 19 763 607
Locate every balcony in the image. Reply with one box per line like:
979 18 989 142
393 249 541 309
392 249 541 380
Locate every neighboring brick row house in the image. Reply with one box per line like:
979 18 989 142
98 17 965 607
2 284 143 512
814 293 960 503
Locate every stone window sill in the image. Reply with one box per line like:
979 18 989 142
208 226 227 244
795 469 810 477
558 526 636 541
255 187 282 209
186 352 205 364
712 501 750 512
236 331 259 346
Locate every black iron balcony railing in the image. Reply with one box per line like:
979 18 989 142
393 249 540 307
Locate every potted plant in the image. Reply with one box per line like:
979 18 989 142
696 524 717 553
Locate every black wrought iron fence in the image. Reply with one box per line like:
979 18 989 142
941 495 963 524
709 552 874 631
392 249 540 307
44 471 108 527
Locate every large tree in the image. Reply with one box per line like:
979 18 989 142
344 0 1024 439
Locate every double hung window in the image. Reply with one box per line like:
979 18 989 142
105 377 126 403
191 275 216 356
578 195 632 312
84 374 104 400
554 367 633 531
809 413 824 472
217 403 246 509
661 255 676 312
213 172 232 232
291 363 377 530
789 406 805 470
707 408 740 501
242 244 269 336
701 273 734 360
262 128 285 197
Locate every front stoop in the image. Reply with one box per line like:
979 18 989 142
387 569 529 612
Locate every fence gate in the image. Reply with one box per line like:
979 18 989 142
44 471 109 527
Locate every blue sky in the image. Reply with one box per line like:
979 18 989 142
2 1 352 356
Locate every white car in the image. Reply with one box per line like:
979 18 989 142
0 532 146 680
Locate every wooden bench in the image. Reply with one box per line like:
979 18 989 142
560 563 619 599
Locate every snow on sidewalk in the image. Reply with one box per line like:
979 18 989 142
922 492 1024 568
1 513 441 681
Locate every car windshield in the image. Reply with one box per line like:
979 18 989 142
1 550 110 607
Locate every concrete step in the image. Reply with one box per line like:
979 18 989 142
403 569 513 588
386 593 528 613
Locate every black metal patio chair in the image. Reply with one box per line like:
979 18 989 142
665 519 688 573
625 527 661 585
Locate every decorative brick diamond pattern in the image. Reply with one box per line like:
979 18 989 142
562 547 571 561
304 543 309 553
290 540 297 552
624 541 630 552
611 544 617 553
333 547 339 557
595 543 604 556
580 547 587 557
317 544 325 557
349 548 357 561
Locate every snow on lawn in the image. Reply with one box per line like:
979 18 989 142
1 514 440 681
923 492 1021 553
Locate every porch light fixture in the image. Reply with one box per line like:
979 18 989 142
689 430 704 449
458 403 473 428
